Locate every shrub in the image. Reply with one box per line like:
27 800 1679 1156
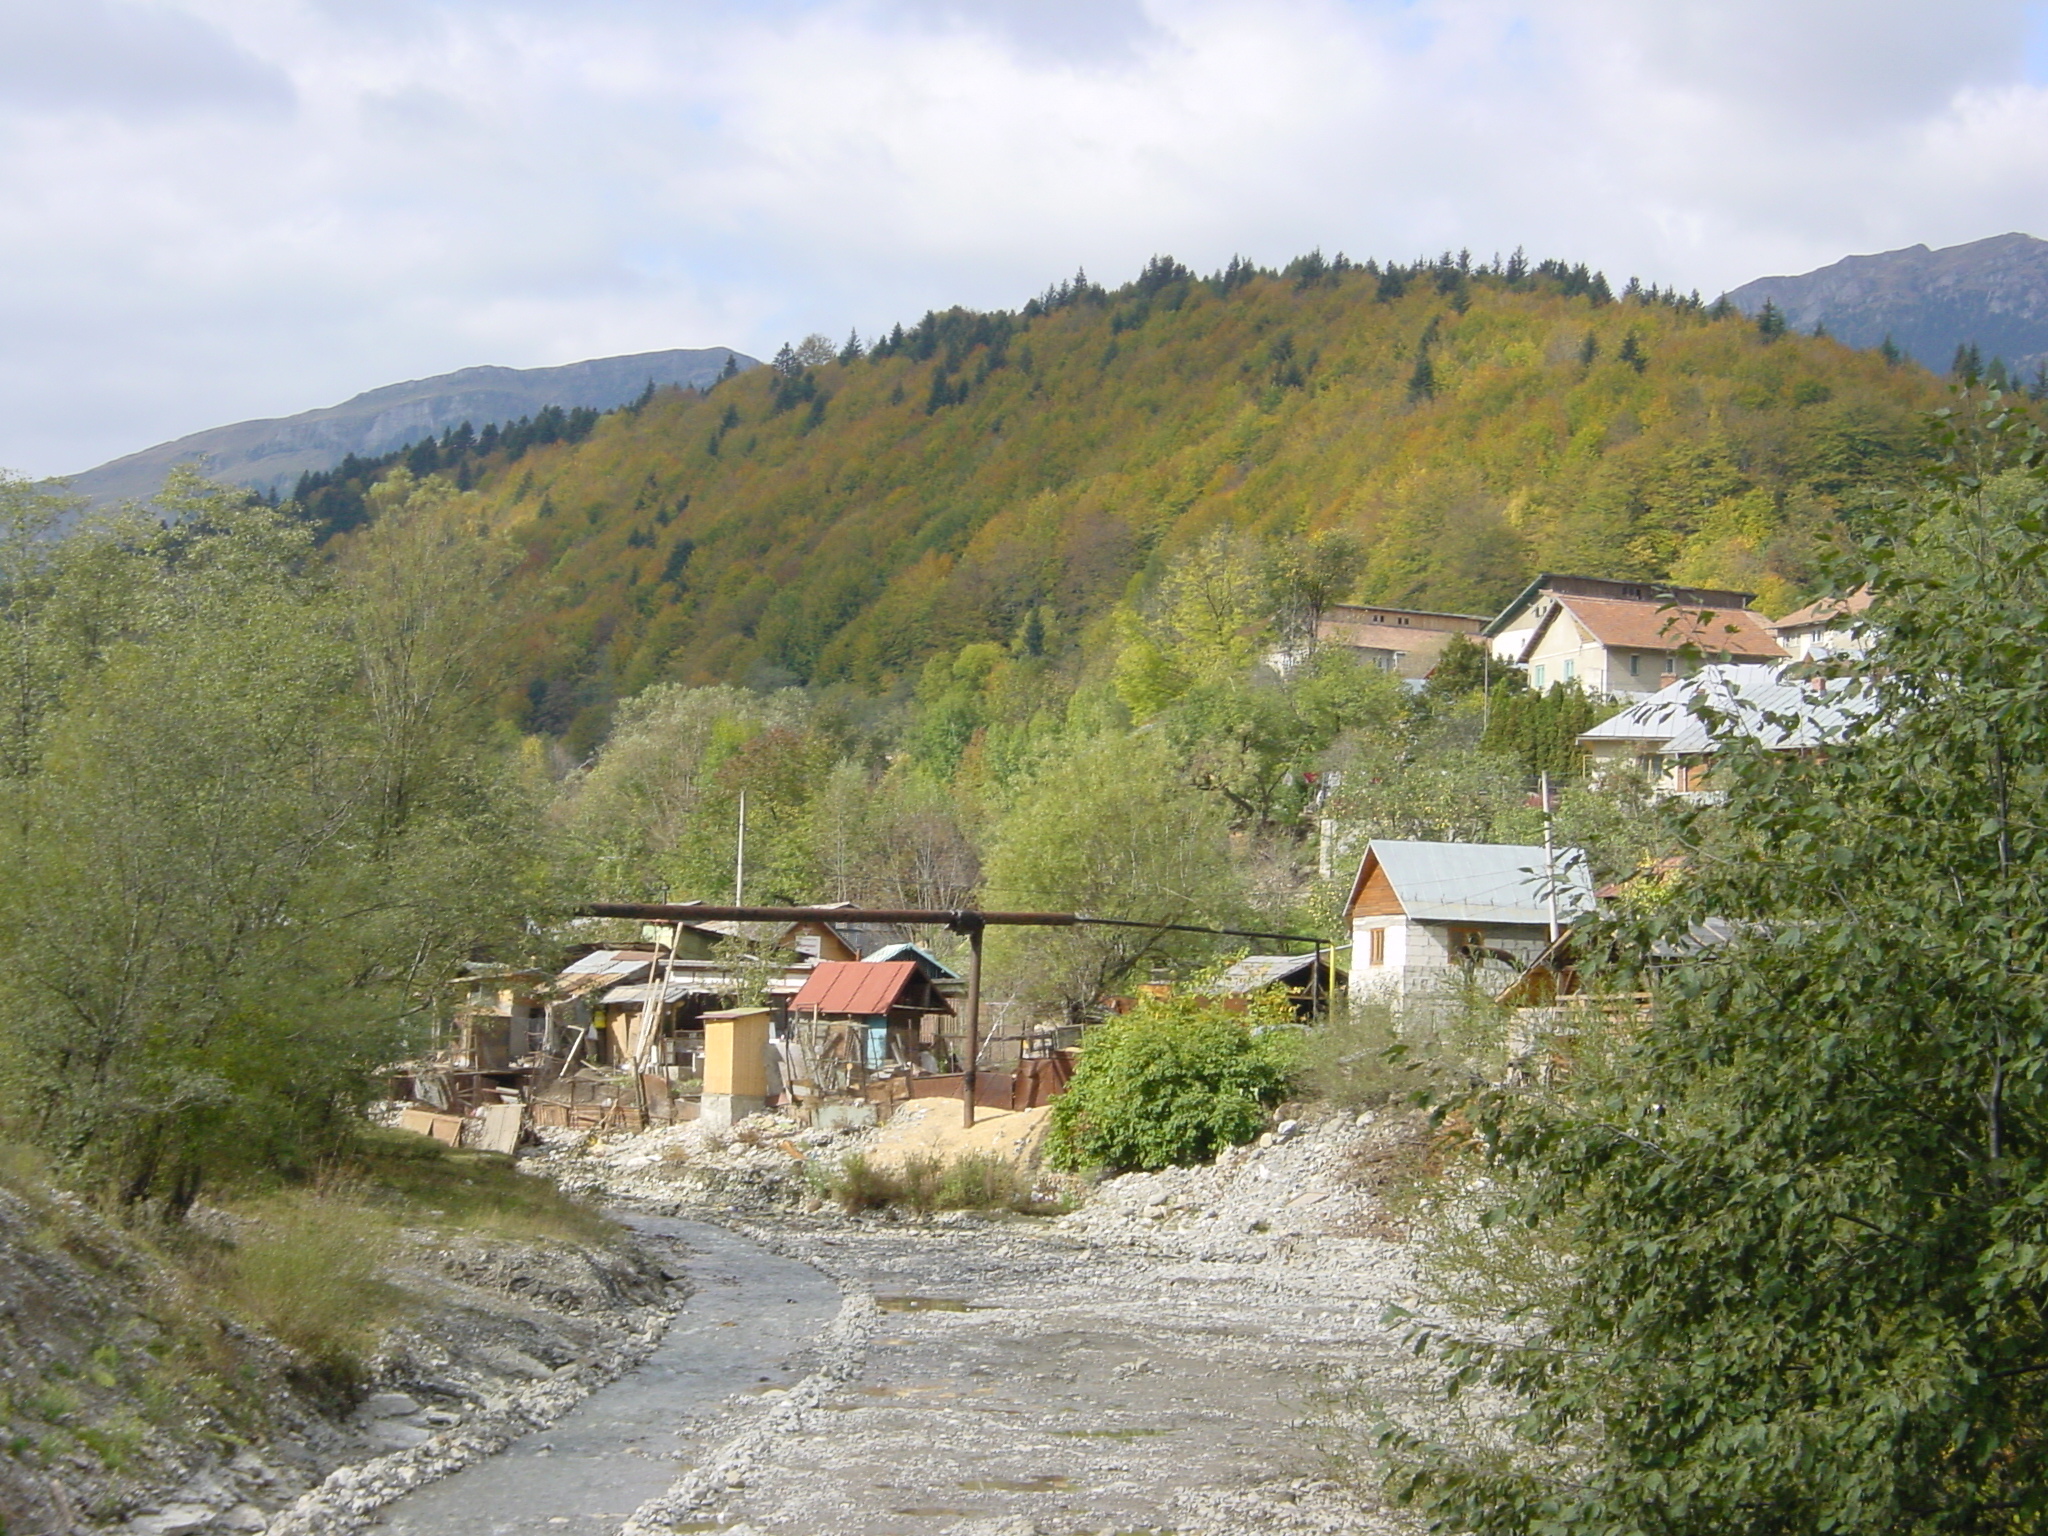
1044 989 1298 1173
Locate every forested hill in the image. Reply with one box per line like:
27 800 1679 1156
428 253 1942 741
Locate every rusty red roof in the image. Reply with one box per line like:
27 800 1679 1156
790 960 923 1016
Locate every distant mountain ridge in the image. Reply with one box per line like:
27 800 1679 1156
1724 233 2048 376
60 347 758 507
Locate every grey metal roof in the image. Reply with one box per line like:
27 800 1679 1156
862 942 960 980
598 978 704 1007
1366 840 1593 925
1203 954 1333 993
1578 663 1868 755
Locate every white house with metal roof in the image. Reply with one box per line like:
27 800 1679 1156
1346 839 1594 1005
1578 662 1869 798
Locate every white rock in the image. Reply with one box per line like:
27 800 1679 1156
220 1504 269 1532
125 1503 217 1536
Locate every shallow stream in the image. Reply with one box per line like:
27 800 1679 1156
364 1215 840 1536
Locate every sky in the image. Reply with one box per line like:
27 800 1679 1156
4 0 2048 478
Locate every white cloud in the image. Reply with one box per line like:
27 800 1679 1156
3 0 2046 477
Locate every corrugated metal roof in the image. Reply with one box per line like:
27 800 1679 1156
1365 840 1593 925
560 948 658 978
1579 663 1868 754
1205 955 1328 993
556 949 656 996
599 978 703 1007
790 960 921 1016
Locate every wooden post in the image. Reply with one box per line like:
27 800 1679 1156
962 922 984 1129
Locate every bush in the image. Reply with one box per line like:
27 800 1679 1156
1044 989 1298 1173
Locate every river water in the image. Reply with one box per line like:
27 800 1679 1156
364 1215 841 1536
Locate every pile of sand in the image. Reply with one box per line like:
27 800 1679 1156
859 1100 1051 1172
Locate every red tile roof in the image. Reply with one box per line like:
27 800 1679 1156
790 960 920 1016
1531 595 1784 660
1770 587 1874 633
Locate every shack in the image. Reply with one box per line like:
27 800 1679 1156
786 959 956 1090
1200 953 1347 1021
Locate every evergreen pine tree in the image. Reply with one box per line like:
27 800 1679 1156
1618 332 1646 373
1880 335 1903 366
1408 344 1436 401
1756 299 1787 339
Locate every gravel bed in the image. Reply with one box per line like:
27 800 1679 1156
530 1107 1444 1535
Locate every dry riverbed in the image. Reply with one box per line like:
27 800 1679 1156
514 1108 1440 1536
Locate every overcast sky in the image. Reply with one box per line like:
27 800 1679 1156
5 0 2047 478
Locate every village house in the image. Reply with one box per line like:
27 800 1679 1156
1346 839 1594 1005
1578 662 1868 798
1313 603 1489 680
1513 589 1782 694
1483 574 1782 693
1769 587 1874 660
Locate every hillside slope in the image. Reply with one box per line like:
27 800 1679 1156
63 347 757 506
442 258 1939 740
1725 232 2048 376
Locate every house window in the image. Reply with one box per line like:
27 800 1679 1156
1628 652 1640 677
1563 658 1576 681
1533 664 1546 688
1368 928 1386 967
1397 615 1411 626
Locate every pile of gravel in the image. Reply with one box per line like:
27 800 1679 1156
1057 1109 1428 1263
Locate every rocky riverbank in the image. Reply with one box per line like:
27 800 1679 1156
0 1178 687 1536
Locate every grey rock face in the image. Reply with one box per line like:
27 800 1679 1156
1723 231 2048 374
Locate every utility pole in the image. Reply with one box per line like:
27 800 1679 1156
1540 770 1560 943
960 918 984 1129
733 790 747 906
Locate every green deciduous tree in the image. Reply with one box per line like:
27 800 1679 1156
1385 397 2048 1531
981 732 1254 1023
0 475 551 1216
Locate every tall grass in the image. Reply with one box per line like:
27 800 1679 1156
201 1192 400 1392
195 1124 616 1391
820 1151 1063 1215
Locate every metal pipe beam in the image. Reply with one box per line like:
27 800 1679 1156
578 902 1323 946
